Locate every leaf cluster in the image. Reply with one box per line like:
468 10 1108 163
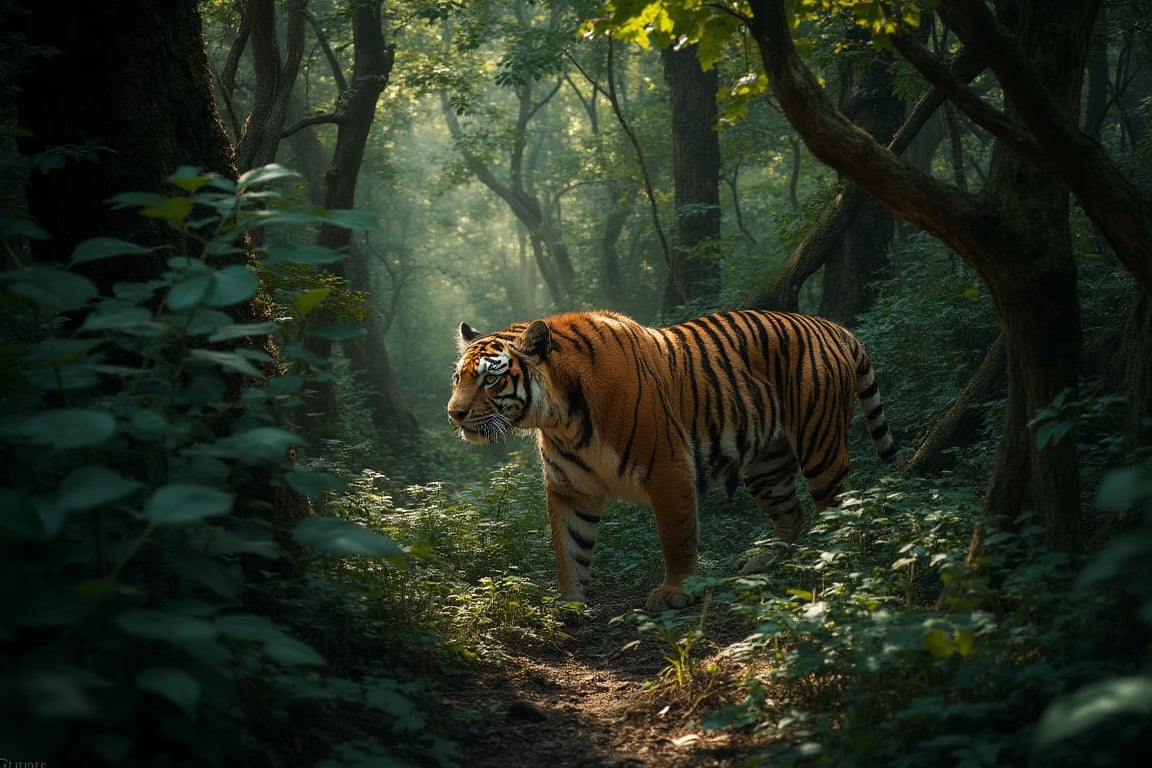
0 166 453 766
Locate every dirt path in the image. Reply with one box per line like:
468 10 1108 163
438 592 771 768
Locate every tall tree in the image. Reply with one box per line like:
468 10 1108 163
818 27 903 323
15 0 234 280
211 0 416 434
661 43 722 313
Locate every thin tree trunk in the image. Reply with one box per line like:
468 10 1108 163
907 334 1006 475
661 43 722 313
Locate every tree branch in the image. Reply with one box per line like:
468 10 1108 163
281 111 344 138
887 31 1047 168
935 0 1152 297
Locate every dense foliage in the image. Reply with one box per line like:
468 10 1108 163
2 167 1150 767
4 0 1152 765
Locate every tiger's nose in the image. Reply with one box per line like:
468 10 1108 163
448 408 469 423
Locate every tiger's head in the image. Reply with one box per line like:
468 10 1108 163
447 319 552 444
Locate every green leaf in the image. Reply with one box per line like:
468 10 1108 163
215 613 325 666
1096 466 1152 511
144 484 234 524
141 196 193 222
1033 677 1152 752
135 667 201 717
315 208 380 231
187 349 266 378
114 609 220 643
78 301 156 333
293 288 331 318
167 549 242 602
207 321 280 342
266 375 305 395
0 488 46 538
1034 420 1072 450
921 628 957 659
293 516 405 562
0 408 116 449
184 309 234 336
206 265 257 306
238 163 300 189
285 469 346 500
168 274 213 311
2 218 50 241
262 242 346 265
57 465 143 512
3 266 98 312
165 166 218 194
107 191 169 210
71 237 158 265
213 427 306 464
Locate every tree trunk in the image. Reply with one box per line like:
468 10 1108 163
661 43 722 313
233 0 306 173
908 334 1006 475
304 0 416 436
13 0 310 529
15 0 235 283
819 27 902 323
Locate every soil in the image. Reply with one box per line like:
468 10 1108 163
435 589 774 768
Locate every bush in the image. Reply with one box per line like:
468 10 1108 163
0 165 454 766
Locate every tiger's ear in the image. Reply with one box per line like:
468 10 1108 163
458 322 482 352
516 320 552 361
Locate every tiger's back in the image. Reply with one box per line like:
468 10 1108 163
447 309 900 611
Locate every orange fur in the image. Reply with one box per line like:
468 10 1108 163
448 310 900 611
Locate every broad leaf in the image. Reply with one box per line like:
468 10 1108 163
0 408 115 449
262 242 345 265
293 516 405 561
114 609 220 643
135 666 201 717
215 613 325 666
284 469 346 500
3 267 98 312
238 163 300 189
212 427 306 464
71 237 157 265
293 288 331 318
57 465 143 512
144 483 234 524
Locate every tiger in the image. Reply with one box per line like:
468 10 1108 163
447 309 901 612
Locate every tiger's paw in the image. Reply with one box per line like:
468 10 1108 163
644 585 693 612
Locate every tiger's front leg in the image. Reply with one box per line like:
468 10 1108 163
544 483 606 604
644 473 699 612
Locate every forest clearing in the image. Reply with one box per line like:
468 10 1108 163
2 1 1151 766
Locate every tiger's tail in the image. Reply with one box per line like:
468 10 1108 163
848 333 904 470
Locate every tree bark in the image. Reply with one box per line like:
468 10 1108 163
661 43 722 313
233 0 306 173
819 27 902 323
15 0 235 284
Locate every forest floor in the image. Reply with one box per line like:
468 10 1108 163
435 586 775 768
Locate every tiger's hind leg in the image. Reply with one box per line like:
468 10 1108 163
740 438 804 574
